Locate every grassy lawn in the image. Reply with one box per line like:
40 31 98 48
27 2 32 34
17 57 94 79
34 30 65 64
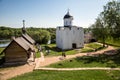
105 39 120 48
99 38 120 48
80 42 104 53
80 48 94 53
40 43 104 56
86 42 102 49
41 44 78 56
10 70 120 80
47 52 120 68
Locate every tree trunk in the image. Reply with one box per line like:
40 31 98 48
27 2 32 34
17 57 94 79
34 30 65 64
102 36 105 47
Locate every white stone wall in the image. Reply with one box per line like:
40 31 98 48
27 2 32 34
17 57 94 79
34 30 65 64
56 27 63 49
56 26 84 50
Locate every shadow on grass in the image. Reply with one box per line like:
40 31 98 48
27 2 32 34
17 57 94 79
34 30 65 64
44 45 76 52
44 46 62 52
75 49 120 68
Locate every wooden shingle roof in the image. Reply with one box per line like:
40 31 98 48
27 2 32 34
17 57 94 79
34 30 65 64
1 36 35 54
22 34 35 44
14 37 34 51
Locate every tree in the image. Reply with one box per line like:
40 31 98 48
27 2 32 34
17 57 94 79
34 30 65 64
46 28 56 43
90 0 120 46
102 1 120 39
28 30 51 44
39 30 51 44
0 26 52 44
91 17 108 47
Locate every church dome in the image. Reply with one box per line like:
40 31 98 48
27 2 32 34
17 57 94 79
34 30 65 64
64 11 73 19
64 14 72 18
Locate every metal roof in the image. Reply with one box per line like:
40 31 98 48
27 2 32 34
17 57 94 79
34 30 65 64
64 11 73 19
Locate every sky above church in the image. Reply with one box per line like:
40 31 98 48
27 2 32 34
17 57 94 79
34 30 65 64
0 0 111 28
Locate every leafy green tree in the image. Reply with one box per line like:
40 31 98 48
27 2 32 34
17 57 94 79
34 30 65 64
42 30 51 44
101 1 120 38
0 26 52 44
91 17 108 47
90 0 120 46
28 30 50 44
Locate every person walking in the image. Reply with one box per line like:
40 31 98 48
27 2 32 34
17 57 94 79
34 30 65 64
62 51 66 58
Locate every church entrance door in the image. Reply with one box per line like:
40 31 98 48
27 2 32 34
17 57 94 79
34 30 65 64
72 43 76 49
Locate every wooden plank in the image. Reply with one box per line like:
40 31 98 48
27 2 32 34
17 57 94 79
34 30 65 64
5 57 27 62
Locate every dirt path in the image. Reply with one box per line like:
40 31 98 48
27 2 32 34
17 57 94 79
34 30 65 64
36 67 120 71
35 46 115 68
0 46 115 80
0 63 35 80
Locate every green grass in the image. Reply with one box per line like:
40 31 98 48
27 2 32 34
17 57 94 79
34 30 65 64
105 38 120 48
10 70 120 80
41 43 105 56
80 48 94 53
86 42 103 49
80 42 104 53
98 38 120 48
41 44 78 56
47 53 120 68
35 51 41 58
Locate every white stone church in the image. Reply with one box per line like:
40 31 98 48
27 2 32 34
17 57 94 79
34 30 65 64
56 11 84 50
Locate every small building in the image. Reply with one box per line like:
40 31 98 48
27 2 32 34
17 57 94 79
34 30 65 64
1 37 35 65
56 11 84 50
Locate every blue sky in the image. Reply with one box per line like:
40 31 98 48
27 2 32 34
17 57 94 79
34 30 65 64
0 0 110 28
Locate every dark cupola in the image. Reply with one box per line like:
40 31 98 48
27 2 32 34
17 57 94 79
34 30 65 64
63 10 73 27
